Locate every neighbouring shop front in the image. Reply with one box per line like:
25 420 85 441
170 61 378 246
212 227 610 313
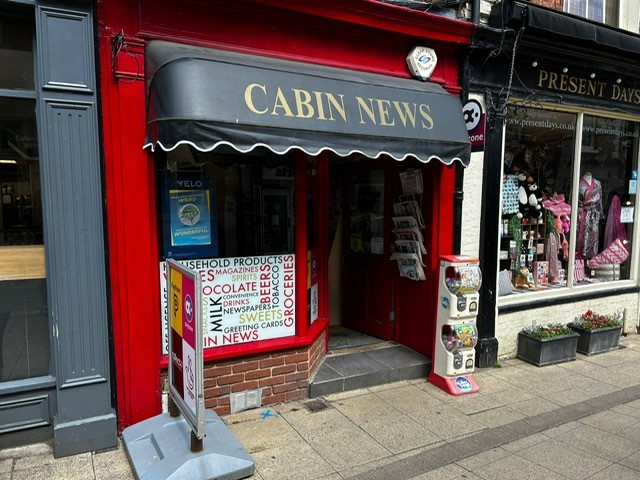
99 0 474 427
0 1 115 456
468 0 640 360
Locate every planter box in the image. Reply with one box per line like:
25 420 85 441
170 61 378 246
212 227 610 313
517 331 579 367
569 325 622 355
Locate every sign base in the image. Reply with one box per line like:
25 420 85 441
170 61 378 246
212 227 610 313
428 372 479 396
123 410 254 480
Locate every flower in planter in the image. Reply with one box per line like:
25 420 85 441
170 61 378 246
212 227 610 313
521 322 573 339
571 310 622 331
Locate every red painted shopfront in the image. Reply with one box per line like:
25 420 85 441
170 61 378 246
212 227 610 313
97 0 474 431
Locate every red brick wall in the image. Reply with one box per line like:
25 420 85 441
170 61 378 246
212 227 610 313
530 0 563 10
202 331 327 415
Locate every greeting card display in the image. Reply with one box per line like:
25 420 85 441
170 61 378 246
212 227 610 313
393 201 425 229
391 180 427 280
391 253 426 281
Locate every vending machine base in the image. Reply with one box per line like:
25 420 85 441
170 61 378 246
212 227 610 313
428 371 479 396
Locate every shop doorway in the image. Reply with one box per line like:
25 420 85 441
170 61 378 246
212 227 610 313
326 155 442 358
328 157 394 348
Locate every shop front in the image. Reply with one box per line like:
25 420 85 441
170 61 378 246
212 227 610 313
0 1 115 456
468 0 640 361
99 0 473 426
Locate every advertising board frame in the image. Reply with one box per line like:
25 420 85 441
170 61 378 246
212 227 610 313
167 258 206 440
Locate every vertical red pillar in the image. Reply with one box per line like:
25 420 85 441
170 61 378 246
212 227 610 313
98 20 162 430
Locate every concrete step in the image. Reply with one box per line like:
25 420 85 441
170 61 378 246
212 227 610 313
309 344 431 398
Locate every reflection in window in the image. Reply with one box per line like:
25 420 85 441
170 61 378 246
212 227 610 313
159 146 295 259
349 170 384 255
580 116 638 282
564 0 618 27
0 15 34 91
0 97 49 381
0 98 42 245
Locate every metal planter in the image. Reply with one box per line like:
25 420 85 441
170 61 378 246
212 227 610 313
517 331 579 367
569 325 622 356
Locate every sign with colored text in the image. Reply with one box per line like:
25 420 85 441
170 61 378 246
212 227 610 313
166 259 205 439
161 254 296 354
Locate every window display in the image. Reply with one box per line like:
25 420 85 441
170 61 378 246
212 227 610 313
499 107 638 297
159 146 295 259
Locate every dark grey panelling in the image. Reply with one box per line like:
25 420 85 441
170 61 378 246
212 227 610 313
36 7 94 93
0 393 51 433
35 2 116 456
41 99 108 388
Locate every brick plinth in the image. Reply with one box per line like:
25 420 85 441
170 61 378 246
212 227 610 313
199 331 326 415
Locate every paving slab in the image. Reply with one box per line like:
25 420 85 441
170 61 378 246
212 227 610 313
517 438 611 480
250 441 335 480
280 406 391 471
470 453 568 480
585 463 640 480
553 423 638 462
409 463 482 480
454 446 510 470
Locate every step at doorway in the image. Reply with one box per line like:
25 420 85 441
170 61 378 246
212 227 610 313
310 341 432 398
328 326 385 351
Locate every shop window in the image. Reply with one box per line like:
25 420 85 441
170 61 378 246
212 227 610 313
158 146 295 260
157 146 298 352
0 96 49 380
0 14 34 91
499 106 638 297
580 115 637 280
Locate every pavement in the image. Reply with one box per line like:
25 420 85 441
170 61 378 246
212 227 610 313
3 333 640 480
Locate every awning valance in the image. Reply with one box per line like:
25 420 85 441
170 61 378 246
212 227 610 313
144 40 471 166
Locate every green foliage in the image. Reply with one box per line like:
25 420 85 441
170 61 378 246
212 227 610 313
521 322 573 339
508 215 522 264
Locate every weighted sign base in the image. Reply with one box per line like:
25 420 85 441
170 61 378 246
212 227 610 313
123 410 254 480
428 372 479 396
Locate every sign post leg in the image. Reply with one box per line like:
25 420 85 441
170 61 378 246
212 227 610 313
191 431 204 453
169 396 180 418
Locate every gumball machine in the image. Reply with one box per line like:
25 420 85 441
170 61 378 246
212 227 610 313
428 255 481 395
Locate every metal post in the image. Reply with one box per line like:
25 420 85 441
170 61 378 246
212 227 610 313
169 397 180 418
191 431 203 453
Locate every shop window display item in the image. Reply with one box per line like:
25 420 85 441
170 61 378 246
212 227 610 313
603 195 627 249
516 174 543 219
502 174 519 215
577 173 604 260
586 238 629 269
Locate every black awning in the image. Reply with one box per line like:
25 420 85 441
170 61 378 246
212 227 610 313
144 41 471 166
491 1 640 57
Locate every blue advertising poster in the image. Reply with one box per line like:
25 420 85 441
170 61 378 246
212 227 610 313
162 177 218 259
170 189 212 246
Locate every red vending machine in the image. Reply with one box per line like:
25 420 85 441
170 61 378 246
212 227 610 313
428 255 481 395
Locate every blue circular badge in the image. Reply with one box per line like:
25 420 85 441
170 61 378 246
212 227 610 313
455 376 472 392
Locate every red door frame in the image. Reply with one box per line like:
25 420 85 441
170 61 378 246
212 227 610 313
98 0 473 430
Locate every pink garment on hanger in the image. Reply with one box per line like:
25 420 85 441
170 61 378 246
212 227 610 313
604 195 626 249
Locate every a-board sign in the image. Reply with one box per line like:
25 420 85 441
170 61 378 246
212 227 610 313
167 259 206 439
